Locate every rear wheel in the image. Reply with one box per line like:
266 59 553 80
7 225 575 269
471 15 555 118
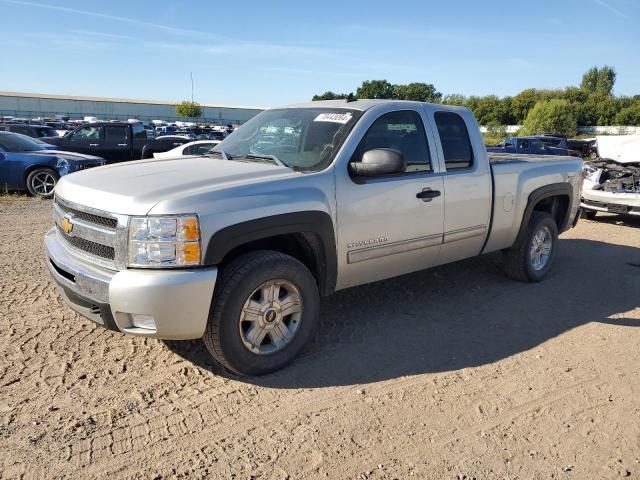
203 251 320 376
26 168 58 198
503 211 558 282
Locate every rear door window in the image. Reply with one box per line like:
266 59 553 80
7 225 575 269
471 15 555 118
518 139 530 152
104 126 128 142
434 112 473 169
132 124 147 139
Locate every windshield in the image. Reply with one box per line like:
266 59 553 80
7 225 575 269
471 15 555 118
211 108 362 171
0 132 50 152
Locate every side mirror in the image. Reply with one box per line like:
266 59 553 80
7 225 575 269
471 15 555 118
349 148 406 177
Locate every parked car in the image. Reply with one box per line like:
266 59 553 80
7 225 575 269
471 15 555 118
45 100 582 375
0 123 60 139
567 138 598 159
153 140 221 159
0 131 104 198
155 134 195 142
581 135 639 219
43 122 191 163
487 136 570 156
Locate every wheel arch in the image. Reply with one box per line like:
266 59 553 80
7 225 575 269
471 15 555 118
23 164 58 183
514 183 573 247
204 212 337 296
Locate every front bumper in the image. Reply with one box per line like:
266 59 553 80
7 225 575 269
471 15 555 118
44 228 217 339
581 189 640 216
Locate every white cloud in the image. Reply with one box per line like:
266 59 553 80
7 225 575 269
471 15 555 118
592 0 631 19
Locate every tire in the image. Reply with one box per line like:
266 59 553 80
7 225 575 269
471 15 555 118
26 167 58 198
203 250 320 376
503 211 558 283
581 209 597 220
141 148 154 159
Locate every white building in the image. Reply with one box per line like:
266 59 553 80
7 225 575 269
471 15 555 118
0 91 263 125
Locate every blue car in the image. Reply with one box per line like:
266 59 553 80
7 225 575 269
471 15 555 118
487 136 570 156
0 131 105 198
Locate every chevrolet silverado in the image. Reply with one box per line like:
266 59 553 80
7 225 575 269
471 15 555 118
44 100 582 375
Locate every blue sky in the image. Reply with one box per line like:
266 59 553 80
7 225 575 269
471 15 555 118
0 0 638 107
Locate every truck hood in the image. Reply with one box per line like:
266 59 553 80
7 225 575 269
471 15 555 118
54 156 298 215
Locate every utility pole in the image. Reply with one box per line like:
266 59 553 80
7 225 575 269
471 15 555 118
190 72 195 124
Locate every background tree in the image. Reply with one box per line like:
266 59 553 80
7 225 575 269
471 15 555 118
581 66 616 95
614 103 640 125
312 91 349 101
356 80 394 99
511 89 538 123
442 93 467 106
176 101 202 118
523 99 577 136
310 66 637 128
392 82 442 103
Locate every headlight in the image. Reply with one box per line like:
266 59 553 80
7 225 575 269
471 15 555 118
128 215 201 267
56 158 70 174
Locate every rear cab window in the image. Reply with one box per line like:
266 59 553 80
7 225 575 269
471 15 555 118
434 111 473 170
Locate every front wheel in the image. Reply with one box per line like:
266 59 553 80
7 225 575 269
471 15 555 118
203 251 320 376
503 211 558 282
26 168 58 198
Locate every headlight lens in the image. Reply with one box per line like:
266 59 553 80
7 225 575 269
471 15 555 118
128 215 201 267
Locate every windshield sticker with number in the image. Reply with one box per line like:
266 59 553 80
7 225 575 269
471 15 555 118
313 112 353 124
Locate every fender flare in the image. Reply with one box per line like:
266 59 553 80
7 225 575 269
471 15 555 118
140 145 154 159
203 211 337 295
514 183 573 246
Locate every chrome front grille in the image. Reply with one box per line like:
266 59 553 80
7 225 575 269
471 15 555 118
53 196 128 270
55 197 118 229
56 225 116 259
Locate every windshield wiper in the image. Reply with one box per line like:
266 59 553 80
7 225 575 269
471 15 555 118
207 149 232 160
244 153 289 168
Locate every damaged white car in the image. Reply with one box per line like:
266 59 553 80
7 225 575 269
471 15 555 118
581 135 640 219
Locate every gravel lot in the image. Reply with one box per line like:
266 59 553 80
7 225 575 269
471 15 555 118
1 197 639 479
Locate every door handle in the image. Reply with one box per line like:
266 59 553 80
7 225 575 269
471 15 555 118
416 188 441 202
89 143 99 147
117 143 128 147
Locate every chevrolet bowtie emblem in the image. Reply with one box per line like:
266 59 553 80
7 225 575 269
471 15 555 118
60 216 74 235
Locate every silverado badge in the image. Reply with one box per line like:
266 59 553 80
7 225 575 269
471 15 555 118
60 216 74 235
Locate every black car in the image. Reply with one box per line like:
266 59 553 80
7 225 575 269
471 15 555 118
43 122 191 163
0 123 60 139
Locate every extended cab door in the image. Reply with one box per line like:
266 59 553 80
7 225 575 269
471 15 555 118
427 108 492 265
516 138 531 154
335 108 445 289
65 125 103 155
101 125 131 162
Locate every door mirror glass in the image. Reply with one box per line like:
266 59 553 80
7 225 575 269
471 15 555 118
349 148 406 177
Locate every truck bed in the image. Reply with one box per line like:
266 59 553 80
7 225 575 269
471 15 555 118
483 152 583 255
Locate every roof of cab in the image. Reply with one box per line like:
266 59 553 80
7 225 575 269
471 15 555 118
279 99 469 112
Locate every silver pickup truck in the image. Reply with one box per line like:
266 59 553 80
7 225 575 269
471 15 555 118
45 100 582 375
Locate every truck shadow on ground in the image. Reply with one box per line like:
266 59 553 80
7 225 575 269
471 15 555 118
585 213 640 228
166 238 640 388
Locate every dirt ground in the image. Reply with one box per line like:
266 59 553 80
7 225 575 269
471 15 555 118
1 197 639 480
